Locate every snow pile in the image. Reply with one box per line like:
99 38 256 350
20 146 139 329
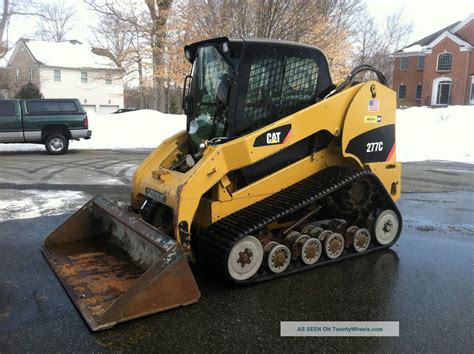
0 106 473 164
72 109 186 150
397 105 474 163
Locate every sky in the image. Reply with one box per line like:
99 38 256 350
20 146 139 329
5 0 474 50
365 0 474 43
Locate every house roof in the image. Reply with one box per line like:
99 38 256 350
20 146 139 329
394 13 473 56
402 22 460 50
8 39 118 70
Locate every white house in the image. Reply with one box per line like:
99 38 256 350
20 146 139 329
6 39 124 114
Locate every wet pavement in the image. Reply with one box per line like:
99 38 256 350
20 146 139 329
0 150 473 352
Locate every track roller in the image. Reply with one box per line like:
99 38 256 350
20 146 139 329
264 241 291 273
353 228 371 253
301 224 316 235
308 226 324 238
301 238 322 265
324 233 345 259
285 231 322 265
344 226 371 253
317 229 333 242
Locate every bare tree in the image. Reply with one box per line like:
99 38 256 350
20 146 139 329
173 0 363 81
145 0 173 111
352 9 413 84
92 12 152 108
85 0 173 111
0 0 10 57
32 0 77 42
0 0 33 57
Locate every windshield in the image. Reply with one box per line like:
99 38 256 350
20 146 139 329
188 45 231 147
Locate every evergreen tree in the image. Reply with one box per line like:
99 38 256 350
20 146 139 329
14 82 43 99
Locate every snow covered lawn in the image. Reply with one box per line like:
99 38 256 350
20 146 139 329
73 109 186 150
0 106 472 163
397 105 474 163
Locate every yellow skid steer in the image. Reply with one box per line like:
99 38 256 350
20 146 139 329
43 37 402 331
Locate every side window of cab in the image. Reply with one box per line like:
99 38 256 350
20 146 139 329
0 101 17 118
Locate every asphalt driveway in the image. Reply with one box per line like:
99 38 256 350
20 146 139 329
0 150 473 352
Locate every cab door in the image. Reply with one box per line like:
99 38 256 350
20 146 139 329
0 100 23 142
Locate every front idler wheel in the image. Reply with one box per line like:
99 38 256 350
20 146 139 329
227 235 263 281
374 210 400 245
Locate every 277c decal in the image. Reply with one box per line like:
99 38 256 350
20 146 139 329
345 124 395 163
254 124 292 147
366 141 383 152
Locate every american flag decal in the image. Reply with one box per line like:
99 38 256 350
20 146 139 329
368 99 379 112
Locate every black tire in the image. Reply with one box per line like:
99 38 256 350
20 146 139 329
45 134 69 155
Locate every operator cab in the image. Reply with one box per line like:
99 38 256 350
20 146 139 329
182 37 334 153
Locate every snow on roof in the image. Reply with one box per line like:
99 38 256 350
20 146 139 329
22 39 117 70
394 13 474 56
401 44 426 53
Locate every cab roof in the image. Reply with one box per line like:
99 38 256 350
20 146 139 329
184 36 326 63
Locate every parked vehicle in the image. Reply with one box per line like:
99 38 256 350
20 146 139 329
112 108 137 114
0 98 91 154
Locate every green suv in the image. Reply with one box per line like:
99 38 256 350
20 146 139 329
0 98 91 154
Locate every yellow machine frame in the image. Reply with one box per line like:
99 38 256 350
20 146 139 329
131 81 401 248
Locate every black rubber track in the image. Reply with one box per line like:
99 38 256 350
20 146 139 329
195 166 402 284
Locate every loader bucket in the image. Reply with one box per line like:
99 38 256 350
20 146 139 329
42 196 200 331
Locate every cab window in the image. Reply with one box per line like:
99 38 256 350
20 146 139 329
0 101 16 116
26 100 78 113
244 54 319 129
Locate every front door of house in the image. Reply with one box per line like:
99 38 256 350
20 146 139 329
437 81 451 105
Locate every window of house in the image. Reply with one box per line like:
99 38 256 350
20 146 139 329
54 69 61 82
15 69 20 82
400 57 409 70
29 69 33 82
105 73 112 85
81 71 88 83
437 53 452 71
417 56 425 70
0 71 5 83
398 84 407 99
415 84 422 100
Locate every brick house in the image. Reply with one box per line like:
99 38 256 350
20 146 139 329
2 38 124 113
392 14 474 107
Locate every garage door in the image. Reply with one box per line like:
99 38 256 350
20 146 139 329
99 105 119 114
83 105 96 113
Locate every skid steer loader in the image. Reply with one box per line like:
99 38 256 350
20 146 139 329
43 37 402 331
